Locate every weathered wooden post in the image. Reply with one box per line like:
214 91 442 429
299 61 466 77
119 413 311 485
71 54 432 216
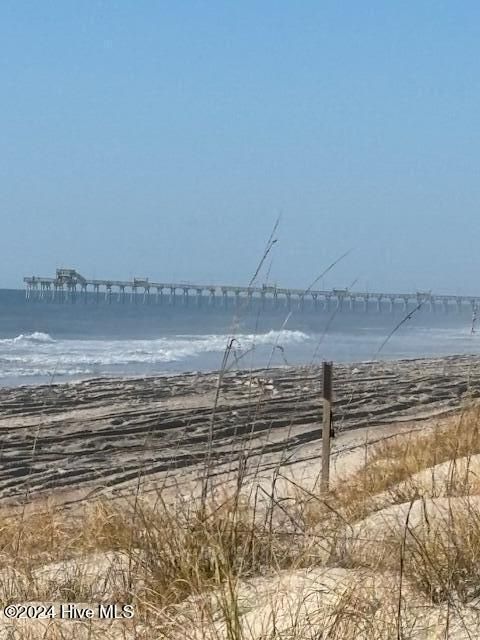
321 361 333 493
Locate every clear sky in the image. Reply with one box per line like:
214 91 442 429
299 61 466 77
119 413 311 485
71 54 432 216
1 1 480 294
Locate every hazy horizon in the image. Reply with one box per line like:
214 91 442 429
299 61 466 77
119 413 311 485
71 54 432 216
2 2 480 295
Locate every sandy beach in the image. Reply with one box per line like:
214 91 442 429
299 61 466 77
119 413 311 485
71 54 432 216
0 356 478 639
0 354 478 505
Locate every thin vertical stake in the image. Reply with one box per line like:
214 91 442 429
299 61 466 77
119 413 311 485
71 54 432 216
321 361 333 493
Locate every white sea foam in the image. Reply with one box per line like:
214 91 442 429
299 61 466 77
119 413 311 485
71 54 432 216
0 330 312 380
0 368 93 379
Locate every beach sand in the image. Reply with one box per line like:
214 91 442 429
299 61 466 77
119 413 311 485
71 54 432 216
0 354 478 506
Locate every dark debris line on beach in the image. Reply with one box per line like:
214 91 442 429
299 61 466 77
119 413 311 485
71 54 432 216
0 355 478 501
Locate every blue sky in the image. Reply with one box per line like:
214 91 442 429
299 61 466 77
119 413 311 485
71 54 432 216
1 1 480 294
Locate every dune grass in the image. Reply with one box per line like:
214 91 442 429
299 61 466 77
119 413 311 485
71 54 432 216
331 405 480 518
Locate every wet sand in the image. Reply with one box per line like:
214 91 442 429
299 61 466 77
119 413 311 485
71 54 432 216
0 354 479 504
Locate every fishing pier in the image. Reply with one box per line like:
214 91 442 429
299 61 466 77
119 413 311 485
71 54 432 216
23 269 480 314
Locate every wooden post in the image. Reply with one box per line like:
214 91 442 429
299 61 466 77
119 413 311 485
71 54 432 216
321 361 333 493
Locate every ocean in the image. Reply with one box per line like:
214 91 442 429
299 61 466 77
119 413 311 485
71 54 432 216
0 288 479 387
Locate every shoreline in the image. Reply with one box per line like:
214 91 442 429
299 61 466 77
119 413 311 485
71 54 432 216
2 350 479 391
0 353 479 505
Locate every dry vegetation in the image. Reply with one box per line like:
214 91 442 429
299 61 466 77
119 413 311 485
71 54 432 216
2 407 480 638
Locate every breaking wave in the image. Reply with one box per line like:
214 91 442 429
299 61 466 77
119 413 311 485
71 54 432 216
0 332 56 345
13 332 56 344
0 329 311 381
